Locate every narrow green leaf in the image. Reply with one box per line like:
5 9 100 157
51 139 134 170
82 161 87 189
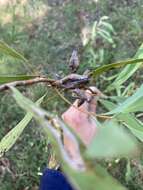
100 16 109 20
104 84 143 115
109 43 143 89
98 30 113 44
86 120 138 158
100 21 115 33
64 164 127 190
0 94 46 157
91 58 143 78
0 41 28 62
98 28 112 38
91 21 98 41
99 99 116 110
121 114 143 142
100 99 143 142
98 48 104 63
125 159 131 182
0 75 38 84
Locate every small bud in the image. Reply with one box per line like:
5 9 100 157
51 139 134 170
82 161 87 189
69 50 80 72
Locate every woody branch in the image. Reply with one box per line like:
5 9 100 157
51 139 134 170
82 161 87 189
0 74 89 92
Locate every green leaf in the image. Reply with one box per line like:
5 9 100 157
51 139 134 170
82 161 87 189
0 41 28 62
0 75 37 84
91 21 98 41
98 29 114 44
64 164 127 190
104 84 143 115
121 114 143 142
125 159 131 182
100 21 115 33
100 99 143 142
109 43 143 90
91 58 143 78
98 48 104 63
10 86 84 171
99 99 116 110
100 16 109 20
86 119 138 158
0 94 46 157
11 87 127 190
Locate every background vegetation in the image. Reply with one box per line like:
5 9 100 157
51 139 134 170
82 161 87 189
0 0 143 189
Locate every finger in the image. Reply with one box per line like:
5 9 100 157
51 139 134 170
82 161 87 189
62 86 100 123
82 87 99 113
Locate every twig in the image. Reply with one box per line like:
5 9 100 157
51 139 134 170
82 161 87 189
55 88 112 120
0 74 89 92
0 77 54 91
0 74 111 119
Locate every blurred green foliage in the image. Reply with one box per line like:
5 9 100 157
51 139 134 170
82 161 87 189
0 0 143 189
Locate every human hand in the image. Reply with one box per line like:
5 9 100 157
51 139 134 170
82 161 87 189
62 87 100 164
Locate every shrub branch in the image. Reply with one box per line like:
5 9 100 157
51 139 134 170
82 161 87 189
0 74 89 92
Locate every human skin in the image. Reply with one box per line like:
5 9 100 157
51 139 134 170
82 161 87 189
62 87 98 165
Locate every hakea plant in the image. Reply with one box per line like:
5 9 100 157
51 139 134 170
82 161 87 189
0 40 143 190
